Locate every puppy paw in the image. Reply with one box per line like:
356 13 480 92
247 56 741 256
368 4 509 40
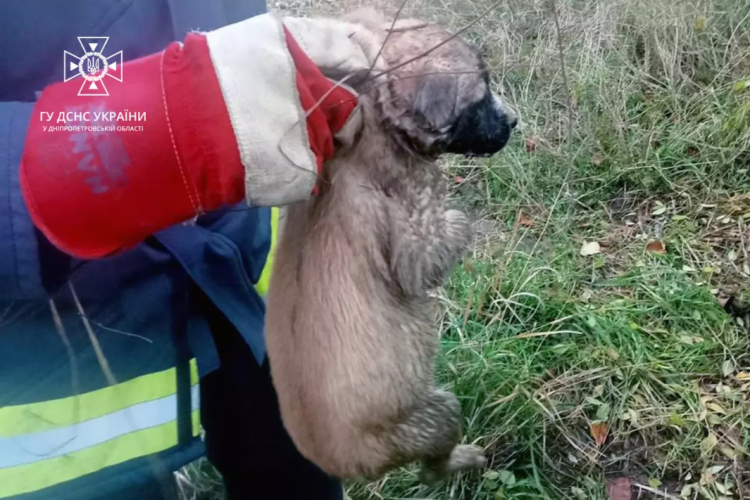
418 444 486 484
443 209 473 258
446 444 486 473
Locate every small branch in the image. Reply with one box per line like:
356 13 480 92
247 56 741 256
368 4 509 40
367 0 506 81
68 282 117 386
364 0 411 81
548 0 575 141
634 482 682 500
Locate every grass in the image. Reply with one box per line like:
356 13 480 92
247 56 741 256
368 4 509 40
181 0 750 498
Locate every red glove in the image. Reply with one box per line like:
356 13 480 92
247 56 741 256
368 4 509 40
20 14 368 259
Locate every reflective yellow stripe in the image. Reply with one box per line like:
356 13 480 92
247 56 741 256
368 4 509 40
254 206 280 297
0 360 199 437
0 409 200 498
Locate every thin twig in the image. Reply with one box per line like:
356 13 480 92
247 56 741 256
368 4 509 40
507 0 578 304
364 0 411 81
68 282 176 498
367 0 506 81
549 0 574 141
76 313 154 344
69 282 116 385
633 483 682 500
50 299 81 398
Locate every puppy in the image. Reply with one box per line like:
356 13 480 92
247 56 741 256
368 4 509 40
264 8 517 482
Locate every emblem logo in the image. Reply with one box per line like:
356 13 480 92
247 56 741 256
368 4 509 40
64 37 123 96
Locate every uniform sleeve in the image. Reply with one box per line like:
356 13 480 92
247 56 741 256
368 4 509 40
0 102 73 301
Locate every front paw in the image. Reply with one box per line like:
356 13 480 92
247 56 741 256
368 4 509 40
444 210 473 253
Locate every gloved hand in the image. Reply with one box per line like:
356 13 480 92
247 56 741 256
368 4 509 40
20 13 370 259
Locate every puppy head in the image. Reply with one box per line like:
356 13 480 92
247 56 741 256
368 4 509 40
343 8 517 157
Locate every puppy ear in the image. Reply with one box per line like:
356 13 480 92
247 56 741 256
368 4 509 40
413 73 458 130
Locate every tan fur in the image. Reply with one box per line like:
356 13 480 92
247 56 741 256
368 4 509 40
264 8 498 482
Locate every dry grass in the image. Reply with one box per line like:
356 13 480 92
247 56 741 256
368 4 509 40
181 0 750 498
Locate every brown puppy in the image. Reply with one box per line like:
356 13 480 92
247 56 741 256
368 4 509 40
265 8 517 482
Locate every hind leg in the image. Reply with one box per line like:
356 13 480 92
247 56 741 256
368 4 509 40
383 389 485 483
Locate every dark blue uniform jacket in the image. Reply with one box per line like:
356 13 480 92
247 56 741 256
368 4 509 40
0 1 273 498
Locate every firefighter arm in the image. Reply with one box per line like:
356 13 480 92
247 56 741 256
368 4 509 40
19 13 368 261
0 102 80 300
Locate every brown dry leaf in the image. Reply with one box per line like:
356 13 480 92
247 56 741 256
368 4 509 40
606 477 632 500
646 240 666 254
525 136 537 152
518 211 534 227
590 421 608 446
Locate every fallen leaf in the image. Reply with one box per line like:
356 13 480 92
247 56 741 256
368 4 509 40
701 432 718 453
707 402 726 414
646 240 666 254
735 371 750 381
669 411 688 427
722 359 735 377
498 470 516 486
681 484 693 498
571 487 586 499
483 470 500 481
585 396 604 406
606 476 632 500
590 421 608 446
627 408 638 424
525 136 537 152
707 414 722 427
596 403 611 421
679 335 704 345
580 241 601 256
652 203 667 215
705 465 724 475
518 211 534 227
695 16 707 31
